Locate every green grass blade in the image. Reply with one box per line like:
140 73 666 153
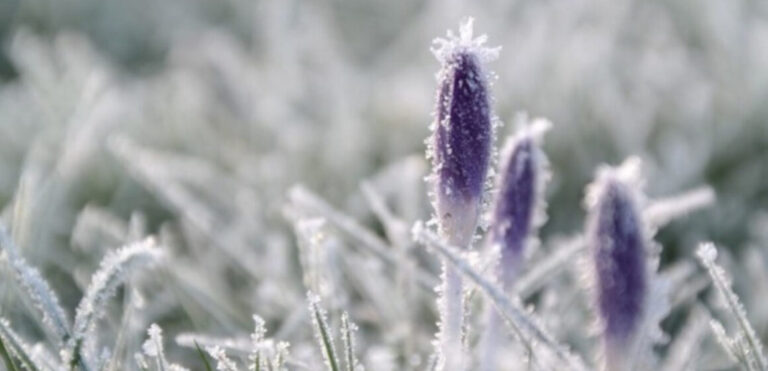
0 335 20 371
308 294 340 371
194 341 213 371
0 319 38 371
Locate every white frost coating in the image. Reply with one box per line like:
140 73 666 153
0 317 42 370
584 156 646 212
340 312 360 371
175 333 252 353
644 186 715 227
431 17 501 65
68 237 162 361
272 342 290 371
288 184 436 290
697 242 768 371
509 113 553 144
412 221 588 371
0 225 71 344
206 345 239 371
307 292 341 371
143 324 162 357
142 324 171 371
710 320 738 361
249 315 268 371
696 242 718 264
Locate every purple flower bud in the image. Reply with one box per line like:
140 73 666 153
427 19 499 371
490 119 550 287
428 20 498 246
587 165 647 355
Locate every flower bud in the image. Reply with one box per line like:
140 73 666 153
490 118 550 288
428 18 498 247
586 160 648 368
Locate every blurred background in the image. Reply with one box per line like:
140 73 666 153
0 0 767 368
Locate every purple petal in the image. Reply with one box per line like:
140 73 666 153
590 179 647 345
432 50 492 237
492 138 536 283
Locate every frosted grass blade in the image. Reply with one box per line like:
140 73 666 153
697 243 767 371
413 223 588 371
340 312 358 371
0 225 70 345
0 318 40 371
67 238 162 367
307 293 340 371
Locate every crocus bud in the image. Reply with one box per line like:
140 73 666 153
490 118 550 288
428 18 499 247
479 118 550 371
427 18 499 371
586 159 648 370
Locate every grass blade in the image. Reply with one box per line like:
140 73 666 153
0 318 40 371
307 293 340 371
413 222 588 371
340 312 358 371
68 238 162 365
697 243 767 370
0 334 20 371
194 341 213 371
0 225 71 344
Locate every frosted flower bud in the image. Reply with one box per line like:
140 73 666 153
586 159 648 363
491 118 550 287
428 18 499 246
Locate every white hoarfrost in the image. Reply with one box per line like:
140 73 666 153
66 238 163 365
697 243 768 371
0 225 71 344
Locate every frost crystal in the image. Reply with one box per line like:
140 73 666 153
249 315 268 371
142 323 171 371
206 345 239 371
